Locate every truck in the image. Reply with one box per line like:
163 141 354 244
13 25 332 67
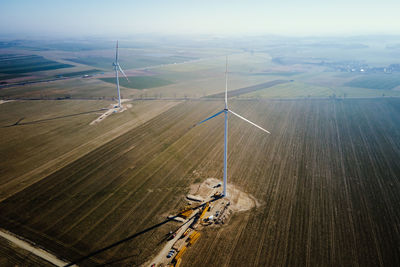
167 232 177 241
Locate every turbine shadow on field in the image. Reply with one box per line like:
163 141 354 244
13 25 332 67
97 252 142 266
65 198 221 266
2 109 104 127
64 217 174 266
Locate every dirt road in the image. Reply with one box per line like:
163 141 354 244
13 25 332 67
146 211 199 267
0 229 76 267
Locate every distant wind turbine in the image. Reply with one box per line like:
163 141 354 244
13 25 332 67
196 57 270 197
113 41 129 108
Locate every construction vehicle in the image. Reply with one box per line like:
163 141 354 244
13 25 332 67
172 237 186 251
188 232 200 246
212 192 222 198
180 205 192 212
174 258 182 267
188 231 198 240
178 205 193 219
199 202 209 220
179 209 193 219
167 249 175 258
174 246 187 261
171 258 182 267
167 232 177 241
181 228 191 238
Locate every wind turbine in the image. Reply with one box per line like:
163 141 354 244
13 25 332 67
196 57 270 197
113 41 129 109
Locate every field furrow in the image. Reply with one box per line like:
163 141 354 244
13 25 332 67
0 99 399 266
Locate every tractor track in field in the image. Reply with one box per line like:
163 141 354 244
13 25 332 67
0 101 180 202
1 99 400 266
0 229 76 267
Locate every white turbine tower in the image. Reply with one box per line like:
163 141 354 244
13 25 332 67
113 41 129 109
196 57 270 197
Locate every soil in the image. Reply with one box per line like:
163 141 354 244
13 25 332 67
0 229 75 267
0 100 14 105
145 178 260 267
189 177 260 213
89 99 132 125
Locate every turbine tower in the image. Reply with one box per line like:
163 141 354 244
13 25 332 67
113 41 129 108
196 57 270 197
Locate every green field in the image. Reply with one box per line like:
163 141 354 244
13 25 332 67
3 54 395 100
207 80 289 98
239 81 400 99
345 73 400 90
248 71 302 76
66 57 114 70
5 50 400 100
0 55 74 74
0 78 125 100
99 76 173 90
66 55 196 70
0 74 28 81
57 69 102 78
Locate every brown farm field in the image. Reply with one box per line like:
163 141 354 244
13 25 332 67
0 99 181 201
0 98 399 266
0 235 56 267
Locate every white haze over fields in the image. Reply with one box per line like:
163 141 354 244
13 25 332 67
1 0 399 38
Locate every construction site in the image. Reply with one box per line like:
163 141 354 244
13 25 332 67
147 178 258 267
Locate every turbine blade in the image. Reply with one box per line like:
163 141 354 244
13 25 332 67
196 110 224 126
225 56 228 109
118 65 129 82
116 40 119 63
229 110 270 134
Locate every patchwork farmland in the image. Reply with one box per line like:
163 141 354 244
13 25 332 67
0 55 73 75
99 76 173 90
0 99 399 266
345 73 400 90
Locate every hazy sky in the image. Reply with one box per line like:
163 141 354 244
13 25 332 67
1 0 399 37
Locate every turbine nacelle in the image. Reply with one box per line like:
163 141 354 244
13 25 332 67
197 108 270 134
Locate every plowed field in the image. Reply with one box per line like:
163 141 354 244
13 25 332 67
0 99 399 266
